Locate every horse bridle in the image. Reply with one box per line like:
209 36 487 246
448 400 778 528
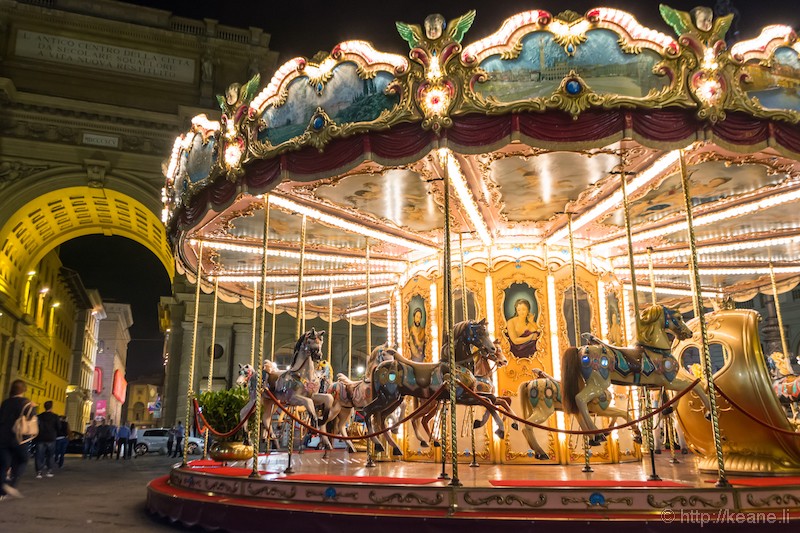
662 305 683 331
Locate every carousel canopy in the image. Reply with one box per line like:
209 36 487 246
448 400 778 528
162 6 800 319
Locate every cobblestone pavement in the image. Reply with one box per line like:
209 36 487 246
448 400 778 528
0 453 193 532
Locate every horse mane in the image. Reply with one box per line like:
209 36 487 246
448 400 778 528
288 332 308 371
637 305 664 347
441 320 470 360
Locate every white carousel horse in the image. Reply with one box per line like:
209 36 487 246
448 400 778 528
518 368 642 459
561 304 711 442
236 328 334 450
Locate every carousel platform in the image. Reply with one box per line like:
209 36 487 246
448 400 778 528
147 450 800 532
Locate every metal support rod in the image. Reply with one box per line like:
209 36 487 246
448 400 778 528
183 242 204 467
366 240 372 355
459 233 478 467
437 403 450 480
643 388 661 480
441 151 460 487
647 247 657 307
620 154 658 480
251 196 270 477
327 284 334 365
348 296 353 378
287 213 307 475
270 298 277 362
250 282 258 368
769 261 791 360
203 276 220 460
679 149 728 487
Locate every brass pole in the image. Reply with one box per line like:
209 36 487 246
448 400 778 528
679 149 728 487
327 283 334 365
287 212 306 474
250 281 258 368
620 156 658 481
182 242 204 466
442 151 460 486
567 213 592 473
647 247 657 307
251 196 270 477
364 240 377 468
769 261 791 360
348 296 353 378
202 275 220 459
270 298 277 362
460 233 478 467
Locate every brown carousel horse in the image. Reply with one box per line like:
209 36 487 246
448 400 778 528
236 328 334 450
561 304 711 442
518 368 642 459
361 318 507 455
768 351 800 421
412 339 519 448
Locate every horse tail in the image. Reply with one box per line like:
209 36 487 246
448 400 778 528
518 381 532 421
561 347 584 414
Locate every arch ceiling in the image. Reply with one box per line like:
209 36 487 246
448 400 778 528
0 186 174 307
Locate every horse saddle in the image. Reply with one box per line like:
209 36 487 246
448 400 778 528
581 333 643 374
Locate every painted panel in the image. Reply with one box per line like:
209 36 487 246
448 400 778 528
476 29 668 103
262 63 398 145
744 47 800 112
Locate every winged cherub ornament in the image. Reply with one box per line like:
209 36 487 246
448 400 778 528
215 74 261 175
395 11 476 131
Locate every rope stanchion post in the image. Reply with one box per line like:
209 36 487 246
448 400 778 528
679 149 728 488
183 242 204 467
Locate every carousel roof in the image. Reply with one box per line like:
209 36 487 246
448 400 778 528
162 6 800 320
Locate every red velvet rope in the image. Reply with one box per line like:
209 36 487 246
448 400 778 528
193 398 258 439
715 385 800 437
261 384 447 441
458 378 702 435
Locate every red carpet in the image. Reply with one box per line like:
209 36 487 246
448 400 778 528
188 459 224 467
489 479 689 488
280 474 440 485
191 466 277 476
705 476 800 487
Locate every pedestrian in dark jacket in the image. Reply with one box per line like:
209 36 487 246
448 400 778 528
0 380 36 499
35 400 59 478
54 416 70 468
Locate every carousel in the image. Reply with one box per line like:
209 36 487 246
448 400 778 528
147 5 800 531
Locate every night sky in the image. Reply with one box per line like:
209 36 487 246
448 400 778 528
58 0 793 381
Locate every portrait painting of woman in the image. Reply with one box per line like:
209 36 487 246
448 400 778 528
407 294 427 362
503 282 540 358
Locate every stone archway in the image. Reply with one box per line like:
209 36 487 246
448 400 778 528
0 185 173 311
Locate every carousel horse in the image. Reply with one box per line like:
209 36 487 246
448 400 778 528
236 328 334 450
413 339 520 448
768 351 800 421
325 344 399 453
518 368 642 459
561 304 712 443
361 318 507 455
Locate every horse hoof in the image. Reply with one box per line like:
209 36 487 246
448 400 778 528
419 441 429 448
393 448 403 457
433 441 441 448
374 443 385 453
495 429 505 440
588 438 602 447
391 429 400 435
633 435 643 444
511 422 519 431
535 453 549 460
704 412 712 421
473 420 482 430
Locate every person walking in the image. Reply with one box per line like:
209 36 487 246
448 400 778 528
166 426 175 456
35 400 59 479
54 416 69 468
0 380 36 499
172 421 184 458
115 422 130 460
127 424 137 459
83 420 97 459
95 419 112 459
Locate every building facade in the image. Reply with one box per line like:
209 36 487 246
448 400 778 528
126 380 161 428
93 301 132 424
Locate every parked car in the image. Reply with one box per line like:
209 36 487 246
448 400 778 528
134 428 203 456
